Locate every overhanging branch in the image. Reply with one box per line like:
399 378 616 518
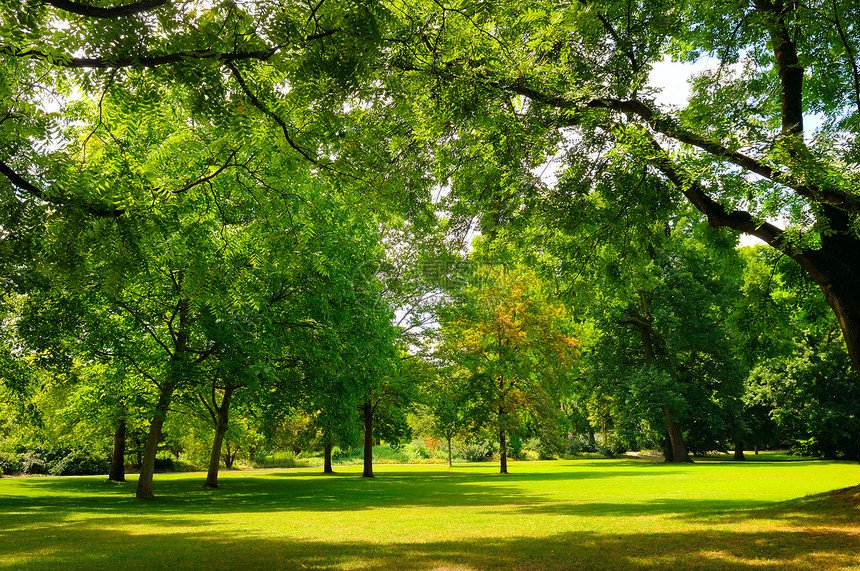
3 46 278 69
44 0 166 18
0 158 125 217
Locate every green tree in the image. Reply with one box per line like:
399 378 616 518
377 0 860 380
437 262 578 473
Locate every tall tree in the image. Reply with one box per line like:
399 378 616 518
378 0 860 379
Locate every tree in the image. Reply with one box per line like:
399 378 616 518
731 244 859 458
437 261 578 473
580 223 745 462
377 0 860 380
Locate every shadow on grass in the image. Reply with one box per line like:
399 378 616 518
0 466 658 519
1 465 858 570
1 502 858 571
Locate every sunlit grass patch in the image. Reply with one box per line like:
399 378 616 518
1 456 858 570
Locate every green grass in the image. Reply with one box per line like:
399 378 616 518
1 455 859 570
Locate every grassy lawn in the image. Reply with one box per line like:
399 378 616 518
1 455 859 570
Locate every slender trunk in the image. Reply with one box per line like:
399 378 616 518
662 405 693 463
754 444 759 455
109 418 126 482
362 400 374 478
733 441 746 461
204 422 228 488
223 442 238 468
446 434 453 468
499 427 508 474
204 387 234 489
323 439 334 474
135 381 177 499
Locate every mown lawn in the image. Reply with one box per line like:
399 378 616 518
1 456 859 570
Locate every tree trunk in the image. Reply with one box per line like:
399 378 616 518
223 442 238 468
204 423 227 488
109 418 126 482
203 387 234 489
499 427 508 474
362 399 374 478
136 296 190 499
661 432 674 463
323 439 334 474
446 434 453 468
733 441 746 461
662 405 693 463
135 381 176 499
817 266 860 379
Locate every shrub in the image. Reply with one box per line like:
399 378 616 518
19 450 47 475
565 434 597 456
453 440 496 462
48 450 109 476
402 440 430 460
0 451 21 475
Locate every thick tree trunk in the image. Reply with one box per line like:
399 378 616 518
204 423 227 488
446 434 453 468
323 439 334 474
499 427 508 474
733 441 746 461
135 382 176 499
818 272 860 379
662 405 693 463
109 418 126 482
362 400 374 478
661 432 674 463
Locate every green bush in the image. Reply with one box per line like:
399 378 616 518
48 450 109 476
153 457 199 472
402 440 430 460
453 440 496 463
0 451 22 475
19 450 48 475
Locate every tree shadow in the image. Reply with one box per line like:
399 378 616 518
0 465 657 518
1 465 857 570
2 515 858 570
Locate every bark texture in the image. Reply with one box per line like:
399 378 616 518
108 418 126 482
662 405 693 463
323 440 334 474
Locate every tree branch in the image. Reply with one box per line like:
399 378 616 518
44 0 166 18
487 78 860 213
0 158 125 217
226 61 319 165
3 46 278 69
172 149 239 195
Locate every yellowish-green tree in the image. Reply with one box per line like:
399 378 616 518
438 263 578 473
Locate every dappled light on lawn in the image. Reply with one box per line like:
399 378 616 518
1 458 859 570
